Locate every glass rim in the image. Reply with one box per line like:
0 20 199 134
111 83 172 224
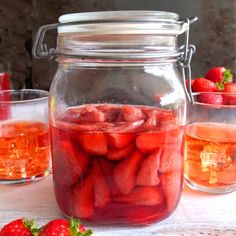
192 91 236 108
192 91 236 94
0 89 49 104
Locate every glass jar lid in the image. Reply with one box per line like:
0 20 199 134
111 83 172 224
58 11 188 35
59 11 179 23
32 10 196 62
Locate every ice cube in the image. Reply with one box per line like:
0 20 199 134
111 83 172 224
200 144 232 184
200 144 232 171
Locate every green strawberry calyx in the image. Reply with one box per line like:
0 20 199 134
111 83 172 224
70 219 93 236
216 81 224 91
222 69 233 84
23 218 40 236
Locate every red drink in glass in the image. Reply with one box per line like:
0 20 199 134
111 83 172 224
51 104 184 224
0 120 50 181
185 123 236 190
0 89 49 184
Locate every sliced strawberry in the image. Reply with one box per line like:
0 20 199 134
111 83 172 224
141 116 157 131
98 158 120 195
107 133 135 149
73 171 94 219
160 171 182 212
52 140 89 186
121 105 145 122
80 110 105 123
77 132 107 155
191 77 217 92
158 111 176 126
62 105 105 124
57 120 114 132
142 108 175 129
60 108 83 123
98 157 115 175
137 127 184 153
140 110 158 131
159 149 182 173
77 104 105 123
143 109 174 123
136 132 164 152
114 186 163 206
113 151 143 194
106 145 133 161
97 104 120 122
104 120 144 133
197 93 223 105
136 149 162 186
92 159 111 208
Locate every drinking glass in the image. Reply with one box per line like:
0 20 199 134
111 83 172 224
184 92 236 194
0 89 50 184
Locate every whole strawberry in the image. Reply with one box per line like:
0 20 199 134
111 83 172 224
185 79 195 92
206 66 233 84
0 218 38 236
39 219 92 236
191 78 217 92
197 93 223 105
223 83 236 105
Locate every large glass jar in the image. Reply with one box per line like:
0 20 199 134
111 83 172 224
33 11 195 225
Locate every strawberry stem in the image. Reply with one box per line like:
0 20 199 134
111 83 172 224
69 219 93 236
70 219 79 235
79 229 93 236
223 69 233 84
216 81 224 91
23 218 40 236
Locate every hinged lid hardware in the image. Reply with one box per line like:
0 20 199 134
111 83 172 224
33 23 59 59
178 17 197 104
32 14 197 60
32 12 197 104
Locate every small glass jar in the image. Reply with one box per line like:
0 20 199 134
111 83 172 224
33 11 195 225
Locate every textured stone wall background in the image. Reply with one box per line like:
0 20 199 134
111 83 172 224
31 0 117 90
196 1 236 77
0 0 33 89
0 0 235 90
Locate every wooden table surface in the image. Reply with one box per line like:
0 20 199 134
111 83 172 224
0 175 236 236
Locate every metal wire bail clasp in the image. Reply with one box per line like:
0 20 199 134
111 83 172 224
32 23 59 59
179 17 197 104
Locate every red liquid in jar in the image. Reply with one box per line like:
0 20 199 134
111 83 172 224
51 104 184 224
